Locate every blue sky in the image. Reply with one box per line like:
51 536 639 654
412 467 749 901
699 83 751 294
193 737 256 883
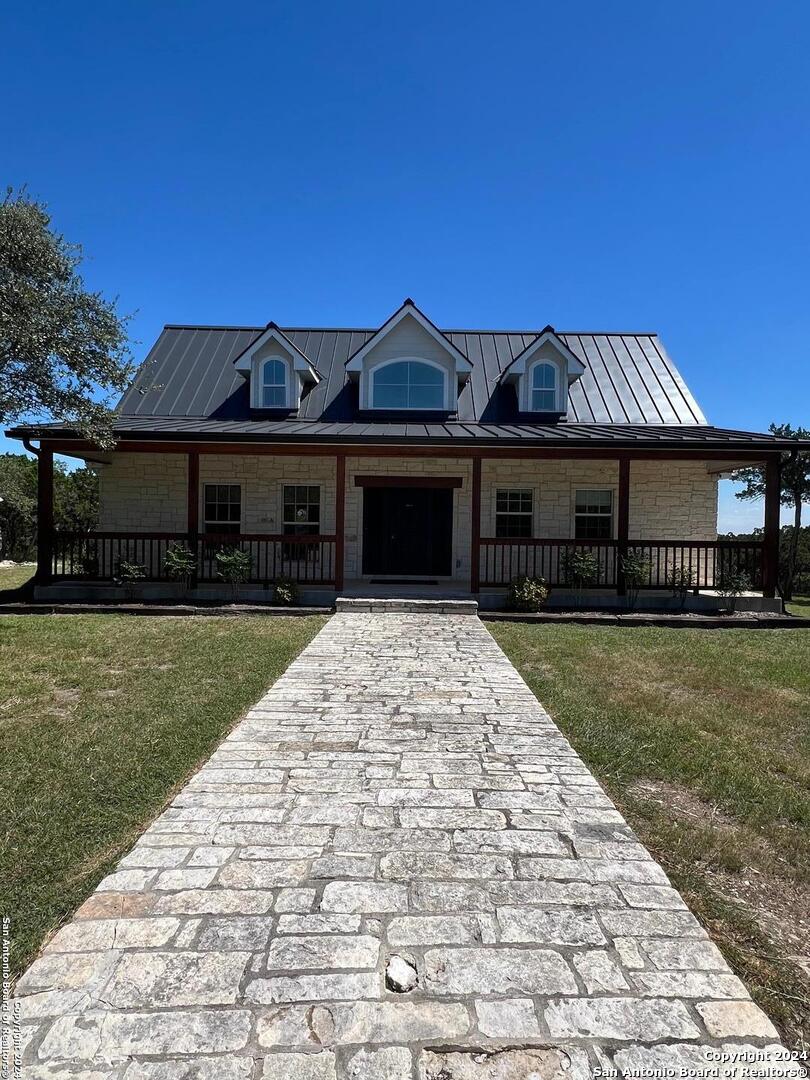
3 0 809 530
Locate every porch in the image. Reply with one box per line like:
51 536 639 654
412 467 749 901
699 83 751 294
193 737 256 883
31 441 784 610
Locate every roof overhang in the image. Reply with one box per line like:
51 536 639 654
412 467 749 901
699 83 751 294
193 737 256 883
232 323 321 384
499 327 586 384
345 299 473 382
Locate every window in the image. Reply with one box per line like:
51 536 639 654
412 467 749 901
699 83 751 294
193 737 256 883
495 489 533 538
530 362 558 412
203 483 241 535
282 485 321 561
574 489 613 539
260 357 288 408
372 360 445 410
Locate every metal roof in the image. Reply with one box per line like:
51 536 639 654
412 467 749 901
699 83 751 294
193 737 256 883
8 323 805 451
116 326 708 427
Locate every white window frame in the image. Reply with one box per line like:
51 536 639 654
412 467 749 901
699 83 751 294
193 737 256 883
573 487 615 540
493 488 536 539
527 359 560 413
368 356 450 411
202 481 243 535
280 483 322 536
251 354 295 410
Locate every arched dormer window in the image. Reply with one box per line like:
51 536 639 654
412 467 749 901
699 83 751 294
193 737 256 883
260 357 289 408
530 361 558 412
371 358 447 410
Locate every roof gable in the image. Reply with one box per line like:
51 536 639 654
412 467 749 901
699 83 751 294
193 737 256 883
233 323 321 383
345 300 473 374
499 327 586 382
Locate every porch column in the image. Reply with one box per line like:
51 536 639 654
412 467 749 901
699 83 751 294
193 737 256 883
470 455 482 593
616 455 630 596
334 452 346 592
762 453 781 599
187 451 199 587
36 445 54 584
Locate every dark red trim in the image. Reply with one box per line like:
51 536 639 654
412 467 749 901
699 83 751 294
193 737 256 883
36 448 54 584
334 453 346 592
762 456 781 599
471 456 482 593
616 457 630 596
354 475 464 489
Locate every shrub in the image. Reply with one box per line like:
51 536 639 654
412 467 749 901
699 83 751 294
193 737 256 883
506 575 549 612
620 550 651 610
215 547 252 601
164 543 197 595
667 565 695 610
717 566 750 612
562 548 600 588
115 560 147 601
274 576 299 607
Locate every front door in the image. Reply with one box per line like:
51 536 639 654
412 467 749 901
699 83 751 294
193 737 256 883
362 487 453 576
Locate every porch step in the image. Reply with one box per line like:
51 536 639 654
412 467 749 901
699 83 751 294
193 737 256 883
335 597 479 615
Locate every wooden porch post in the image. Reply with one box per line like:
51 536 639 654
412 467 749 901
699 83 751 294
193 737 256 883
36 445 54 584
616 455 630 596
187 451 199 586
470 454 482 593
334 452 346 592
762 454 781 599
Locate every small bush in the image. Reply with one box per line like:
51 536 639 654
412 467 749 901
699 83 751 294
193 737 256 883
215 547 252 601
562 549 600 588
164 543 197 594
667 565 695 610
115 560 147 601
620 550 651 610
717 566 750 611
506 575 549 612
274 576 299 606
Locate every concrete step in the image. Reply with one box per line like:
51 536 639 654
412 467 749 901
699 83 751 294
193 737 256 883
335 597 479 615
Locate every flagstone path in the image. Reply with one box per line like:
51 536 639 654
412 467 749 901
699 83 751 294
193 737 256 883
11 613 794 1079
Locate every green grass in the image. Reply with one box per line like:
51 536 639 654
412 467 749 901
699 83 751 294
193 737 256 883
0 613 326 979
787 595 810 617
0 562 35 593
489 622 810 1049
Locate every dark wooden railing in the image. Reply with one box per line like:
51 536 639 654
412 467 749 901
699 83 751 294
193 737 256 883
479 537 764 590
51 531 337 586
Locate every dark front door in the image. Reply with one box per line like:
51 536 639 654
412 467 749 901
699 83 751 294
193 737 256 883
362 487 453 576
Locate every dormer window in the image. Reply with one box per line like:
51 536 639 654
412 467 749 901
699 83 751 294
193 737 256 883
261 357 289 408
530 362 558 412
372 359 446 410
498 326 586 418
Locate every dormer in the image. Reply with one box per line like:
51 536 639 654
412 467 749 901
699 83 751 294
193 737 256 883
233 323 321 411
499 326 586 418
345 300 472 414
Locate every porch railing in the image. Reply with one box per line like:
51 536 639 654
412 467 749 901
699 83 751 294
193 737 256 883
478 537 764 590
51 531 337 586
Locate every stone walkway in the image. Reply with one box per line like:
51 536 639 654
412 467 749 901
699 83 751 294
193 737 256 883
13 614 794 1079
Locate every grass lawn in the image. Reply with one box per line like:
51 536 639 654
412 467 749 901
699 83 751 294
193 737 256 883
787 595 810 617
0 612 326 979
0 562 35 593
490 622 810 1050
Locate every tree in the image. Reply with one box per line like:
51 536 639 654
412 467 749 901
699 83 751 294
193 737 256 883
0 452 98 561
0 188 133 447
733 423 810 600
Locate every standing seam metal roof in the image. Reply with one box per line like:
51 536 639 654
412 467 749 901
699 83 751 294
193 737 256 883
117 326 709 428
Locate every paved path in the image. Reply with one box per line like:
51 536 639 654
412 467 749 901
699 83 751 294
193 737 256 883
13 614 792 1079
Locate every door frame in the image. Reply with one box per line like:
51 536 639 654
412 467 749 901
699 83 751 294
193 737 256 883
357 476 462 579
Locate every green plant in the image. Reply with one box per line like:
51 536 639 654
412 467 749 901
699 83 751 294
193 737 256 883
562 548 599 606
273 575 299 606
668 565 695 611
717 566 750 612
620 550 651 610
163 543 197 596
215 547 252 601
506 575 550 612
115 560 147 601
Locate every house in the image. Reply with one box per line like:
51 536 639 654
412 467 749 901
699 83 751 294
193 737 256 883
8 300 797 610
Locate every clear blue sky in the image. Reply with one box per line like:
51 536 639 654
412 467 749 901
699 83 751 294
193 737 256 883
3 0 809 530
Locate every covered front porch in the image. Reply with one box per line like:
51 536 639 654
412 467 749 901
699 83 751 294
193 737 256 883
30 439 784 611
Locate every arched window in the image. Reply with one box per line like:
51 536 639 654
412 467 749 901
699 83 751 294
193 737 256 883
530 362 558 411
372 359 446 410
261 357 288 408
